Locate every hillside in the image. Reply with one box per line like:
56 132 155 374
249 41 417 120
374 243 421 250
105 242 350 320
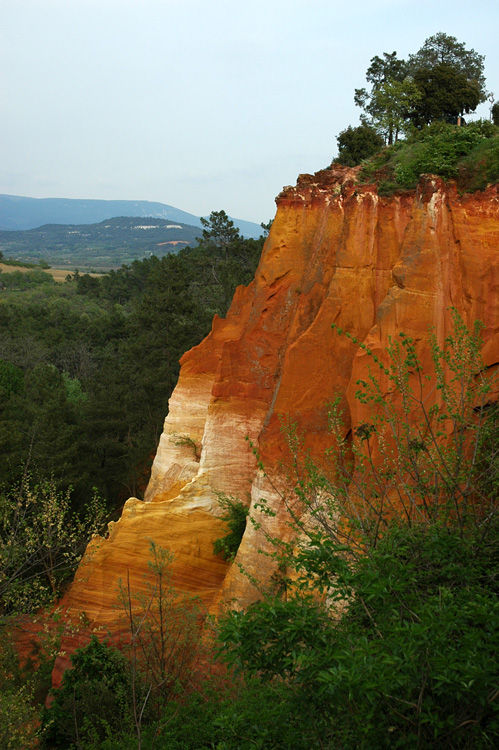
0 216 203 269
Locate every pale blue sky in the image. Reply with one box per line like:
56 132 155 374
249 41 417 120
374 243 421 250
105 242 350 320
1 0 497 223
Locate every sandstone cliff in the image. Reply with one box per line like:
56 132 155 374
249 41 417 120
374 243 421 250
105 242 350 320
62 168 499 642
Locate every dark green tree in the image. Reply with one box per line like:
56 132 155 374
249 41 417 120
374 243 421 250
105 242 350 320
335 124 384 166
408 32 487 100
194 211 262 316
407 33 486 126
492 101 499 126
41 636 133 748
410 62 482 127
356 34 487 139
197 210 242 262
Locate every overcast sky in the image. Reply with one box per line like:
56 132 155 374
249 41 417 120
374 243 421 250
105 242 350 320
1 0 497 224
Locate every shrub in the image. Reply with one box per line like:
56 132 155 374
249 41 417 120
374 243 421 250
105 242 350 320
213 494 249 560
217 311 499 748
358 120 499 192
41 636 133 748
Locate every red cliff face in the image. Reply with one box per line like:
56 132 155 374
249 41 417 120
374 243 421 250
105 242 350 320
61 167 499 637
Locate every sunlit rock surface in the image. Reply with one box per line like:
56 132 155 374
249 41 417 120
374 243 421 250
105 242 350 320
61 167 499 641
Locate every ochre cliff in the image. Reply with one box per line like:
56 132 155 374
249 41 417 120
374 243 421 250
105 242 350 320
58 168 499 664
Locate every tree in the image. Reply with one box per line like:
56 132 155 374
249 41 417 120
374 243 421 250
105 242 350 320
408 32 486 100
355 35 487 140
355 75 422 145
407 33 486 126
492 101 499 126
354 51 415 144
195 210 262 316
117 543 204 748
197 210 242 263
41 636 133 748
410 62 482 127
335 124 384 166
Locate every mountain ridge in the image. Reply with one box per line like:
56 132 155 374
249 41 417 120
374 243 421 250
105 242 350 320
0 193 262 238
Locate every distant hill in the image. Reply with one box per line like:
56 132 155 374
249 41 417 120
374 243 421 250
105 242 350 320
0 216 203 269
0 194 262 238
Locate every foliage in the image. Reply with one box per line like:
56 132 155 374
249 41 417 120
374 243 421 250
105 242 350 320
0 616 66 749
213 494 249 560
0 222 264 509
493 102 499 126
355 61 421 145
0 635 39 750
354 52 409 145
0 268 55 290
198 210 242 258
41 636 133 748
334 124 384 166
408 32 486 101
0 475 106 614
410 63 482 127
70 678 325 750
358 119 499 193
195 210 261 315
217 311 499 748
355 34 487 143
0 679 39 750
219 523 499 748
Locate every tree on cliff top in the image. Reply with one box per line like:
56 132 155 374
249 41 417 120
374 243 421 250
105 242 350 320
408 32 486 99
334 124 384 166
355 33 487 142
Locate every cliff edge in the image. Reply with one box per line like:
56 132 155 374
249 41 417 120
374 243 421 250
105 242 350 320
61 167 499 645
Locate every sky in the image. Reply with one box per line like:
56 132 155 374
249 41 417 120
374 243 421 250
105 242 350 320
1 0 498 225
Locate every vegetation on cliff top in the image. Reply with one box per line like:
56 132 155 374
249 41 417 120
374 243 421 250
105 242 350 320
335 32 499 194
358 118 499 194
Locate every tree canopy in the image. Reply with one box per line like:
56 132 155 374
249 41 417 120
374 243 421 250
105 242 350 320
335 124 384 166
352 33 487 146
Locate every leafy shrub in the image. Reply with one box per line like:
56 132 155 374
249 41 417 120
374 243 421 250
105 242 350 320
213 494 249 560
217 312 499 748
0 476 106 614
77 680 324 750
358 120 499 192
41 636 133 748
334 124 385 167
219 522 499 749
0 268 55 290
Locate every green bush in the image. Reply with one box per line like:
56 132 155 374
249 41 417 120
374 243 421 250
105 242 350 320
218 521 499 749
213 494 249 560
41 636 133 748
77 680 324 750
217 313 499 748
358 120 499 192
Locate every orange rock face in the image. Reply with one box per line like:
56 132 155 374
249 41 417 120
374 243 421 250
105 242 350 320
60 168 499 640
